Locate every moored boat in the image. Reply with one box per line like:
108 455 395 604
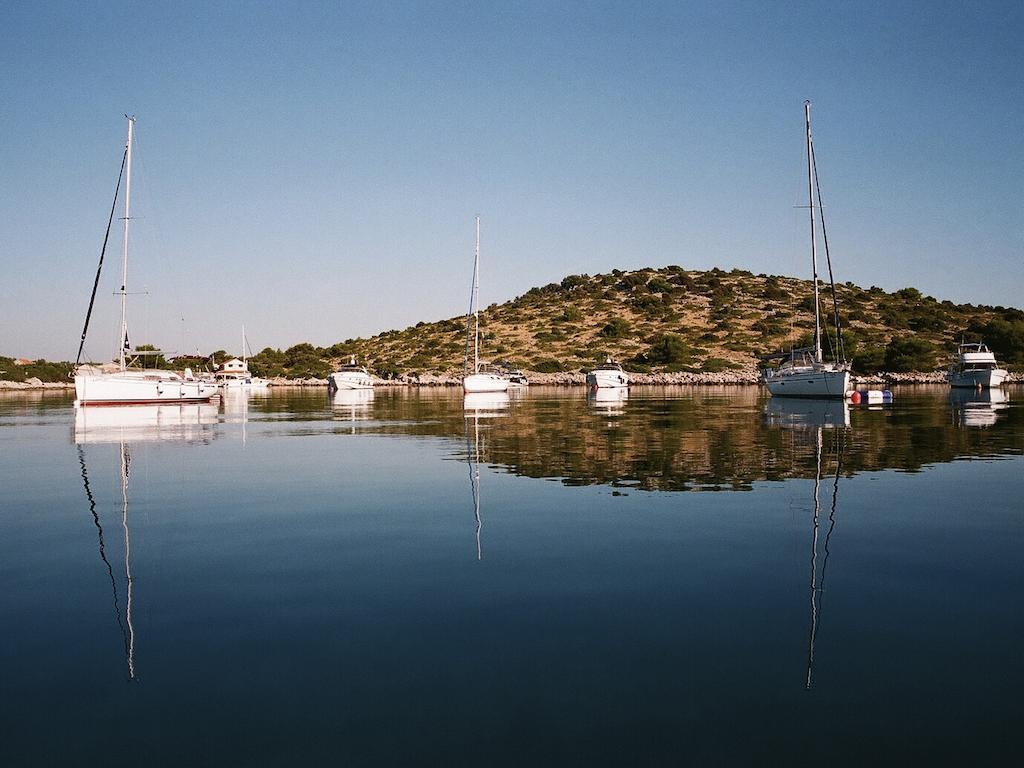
216 327 270 389
329 356 374 390
946 342 1007 389
73 117 217 406
586 357 629 389
462 216 509 394
762 101 850 400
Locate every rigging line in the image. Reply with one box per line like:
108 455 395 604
463 245 478 377
76 147 128 366
77 445 131 658
810 142 845 363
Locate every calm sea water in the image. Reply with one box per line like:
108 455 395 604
1 386 1021 765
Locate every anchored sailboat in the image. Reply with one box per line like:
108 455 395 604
73 117 217 406
762 102 850 399
462 216 509 394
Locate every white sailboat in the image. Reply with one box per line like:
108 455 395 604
763 102 850 400
462 216 509 395
74 117 217 406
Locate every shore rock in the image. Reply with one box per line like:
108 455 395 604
0 380 75 390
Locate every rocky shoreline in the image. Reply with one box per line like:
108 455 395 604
3 370 1021 391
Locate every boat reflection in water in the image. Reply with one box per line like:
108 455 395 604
463 391 510 417
766 397 849 689
74 402 217 681
331 389 375 432
950 387 1010 429
464 394 509 560
763 396 850 429
587 387 628 415
74 402 218 444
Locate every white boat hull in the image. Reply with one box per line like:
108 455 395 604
463 373 509 393
329 372 374 390
75 373 218 405
764 368 850 399
948 368 1007 388
220 377 270 390
587 369 629 389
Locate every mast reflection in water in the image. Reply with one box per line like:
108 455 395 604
463 392 510 560
765 397 850 689
73 403 218 680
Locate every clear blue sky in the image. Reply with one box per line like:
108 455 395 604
1 0 1021 360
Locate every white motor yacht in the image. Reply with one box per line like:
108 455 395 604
946 342 1007 389
587 358 629 389
329 356 374 390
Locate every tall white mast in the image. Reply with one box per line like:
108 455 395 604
805 101 822 364
118 116 135 371
242 324 246 367
473 215 481 374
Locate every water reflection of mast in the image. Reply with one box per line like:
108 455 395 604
120 442 136 680
466 413 483 560
805 425 844 690
76 443 136 680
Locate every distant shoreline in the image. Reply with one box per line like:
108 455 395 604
4 371 1021 391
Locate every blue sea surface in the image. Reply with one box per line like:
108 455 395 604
1 386 1021 765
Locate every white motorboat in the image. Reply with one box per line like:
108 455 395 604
73 117 217 406
462 216 509 394
763 102 850 400
946 342 1007 389
499 365 529 388
587 357 629 389
329 356 374 390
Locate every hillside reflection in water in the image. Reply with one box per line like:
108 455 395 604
257 385 1023 490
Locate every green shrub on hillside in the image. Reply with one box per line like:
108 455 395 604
533 359 566 373
646 334 690 364
599 318 632 338
884 337 940 372
560 274 588 291
701 357 740 372
971 317 1024 366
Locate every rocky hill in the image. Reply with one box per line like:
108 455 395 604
247 266 1024 379
6 267 1022 383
